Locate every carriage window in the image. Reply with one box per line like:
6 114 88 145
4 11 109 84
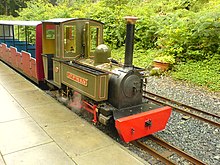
27 26 36 44
0 25 13 39
64 25 76 53
90 26 100 52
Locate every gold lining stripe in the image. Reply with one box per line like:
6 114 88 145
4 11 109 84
99 75 107 99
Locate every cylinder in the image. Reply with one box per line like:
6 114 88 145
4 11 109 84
124 16 138 67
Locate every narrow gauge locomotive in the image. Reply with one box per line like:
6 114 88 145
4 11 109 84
0 17 171 142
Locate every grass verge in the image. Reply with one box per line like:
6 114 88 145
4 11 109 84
171 59 220 92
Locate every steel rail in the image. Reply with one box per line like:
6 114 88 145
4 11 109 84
143 91 220 128
149 135 206 165
144 91 220 119
132 141 176 165
133 135 206 165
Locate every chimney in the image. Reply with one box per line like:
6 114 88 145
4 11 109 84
124 16 138 67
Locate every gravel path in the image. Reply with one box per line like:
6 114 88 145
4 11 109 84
145 76 220 165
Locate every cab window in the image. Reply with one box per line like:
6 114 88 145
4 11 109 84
46 25 55 39
90 26 100 52
64 25 76 54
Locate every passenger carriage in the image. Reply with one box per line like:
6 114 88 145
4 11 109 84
0 20 44 85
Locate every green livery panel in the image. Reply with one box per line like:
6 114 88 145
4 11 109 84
61 63 108 101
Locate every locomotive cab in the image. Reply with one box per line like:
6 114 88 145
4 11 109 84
42 18 106 87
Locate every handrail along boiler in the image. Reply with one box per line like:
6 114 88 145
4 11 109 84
0 17 172 142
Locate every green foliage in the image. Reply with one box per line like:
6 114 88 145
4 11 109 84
18 0 75 20
75 1 129 48
16 0 220 63
154 55 175 64
111 47 155 68
0 0 30 16
150 67 163 76
1 0 219 91
154 9 220 62
0 15 16 20
172 55 220 91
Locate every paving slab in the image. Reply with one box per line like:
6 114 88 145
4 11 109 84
11 89 54 108
0 82 11 96
0 100 28 122
0 63 15 76
24 102 81 127
2 79 38 94
45 120 114 157
74 144 145 165
0 117 52 155
0 83 16 103
0 74 25 85
0 69 15 76
0 152 6 165
3 142 76 165
0 84 28 122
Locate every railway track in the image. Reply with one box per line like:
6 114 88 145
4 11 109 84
143 90 220 128
48 89 211 164
133 135 206 165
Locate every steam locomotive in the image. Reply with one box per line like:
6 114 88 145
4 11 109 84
0 17 171 142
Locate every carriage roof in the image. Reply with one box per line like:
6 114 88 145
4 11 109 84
0 20 41 26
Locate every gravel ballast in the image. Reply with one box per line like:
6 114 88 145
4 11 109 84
145 76 220 165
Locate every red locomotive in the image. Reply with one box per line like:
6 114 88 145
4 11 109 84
0 17 171 142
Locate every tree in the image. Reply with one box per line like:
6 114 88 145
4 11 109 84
0 0 31 17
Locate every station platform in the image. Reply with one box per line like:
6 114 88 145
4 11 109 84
0 61 147 165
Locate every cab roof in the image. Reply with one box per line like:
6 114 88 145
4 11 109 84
42 18 104 24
